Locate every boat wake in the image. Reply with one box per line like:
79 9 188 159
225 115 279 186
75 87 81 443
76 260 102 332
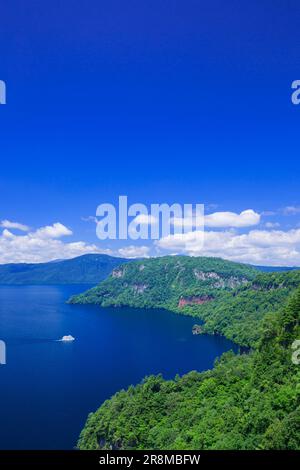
3 336 75 345
57 335 75 342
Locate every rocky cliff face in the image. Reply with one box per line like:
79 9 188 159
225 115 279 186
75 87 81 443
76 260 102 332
193 269 248 289
112 268 125 278
132 283 148 294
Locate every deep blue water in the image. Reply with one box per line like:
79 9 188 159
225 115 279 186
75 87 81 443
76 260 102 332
0 285 238 449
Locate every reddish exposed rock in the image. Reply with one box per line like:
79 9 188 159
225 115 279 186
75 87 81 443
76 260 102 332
178 295 213 307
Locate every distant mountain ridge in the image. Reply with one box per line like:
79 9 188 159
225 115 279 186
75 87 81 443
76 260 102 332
254 265 300 272
0 254 129 285
0 254 298 285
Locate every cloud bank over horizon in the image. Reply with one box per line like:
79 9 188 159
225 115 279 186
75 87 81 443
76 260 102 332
0 222 103 264
156 228 300 266
0 207 300 266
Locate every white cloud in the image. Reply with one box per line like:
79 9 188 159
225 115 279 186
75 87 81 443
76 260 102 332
156 227 300 266
170 209 260 230
0 222 103 264
264 222 280 229
82 214 158 227
0 221 151 263
205 209 260 228
0 220 29 232
132 214 158 225
206 203 219 211
81 216 98 223
282 206 300 215
116 245 150 258
2 214 299 267
34 222 73 239
171 215 203 229
261 210 277 216
2 229 15 239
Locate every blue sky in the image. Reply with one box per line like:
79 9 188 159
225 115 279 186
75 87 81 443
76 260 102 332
1 0 300 265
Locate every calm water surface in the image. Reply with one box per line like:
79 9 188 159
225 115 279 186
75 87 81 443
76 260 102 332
0 285 237 449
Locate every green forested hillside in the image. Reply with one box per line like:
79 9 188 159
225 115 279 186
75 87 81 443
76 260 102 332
184 271 300 347
73 258 300 449
77 287 300 450
0 254 128 285
69 256 257 308
69 256 300 348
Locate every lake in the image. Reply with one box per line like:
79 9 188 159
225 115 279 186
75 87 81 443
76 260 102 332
0 285 238 449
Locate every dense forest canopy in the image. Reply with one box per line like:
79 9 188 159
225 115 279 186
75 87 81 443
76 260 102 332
69 256 258 308
70 256 300 347
69 256 300 450
78 287 300 450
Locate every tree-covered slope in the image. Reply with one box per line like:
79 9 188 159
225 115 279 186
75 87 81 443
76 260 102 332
77 287 300 450
69 256 258 308
69 256 300 347
184 271 300 347
0 254 129 285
